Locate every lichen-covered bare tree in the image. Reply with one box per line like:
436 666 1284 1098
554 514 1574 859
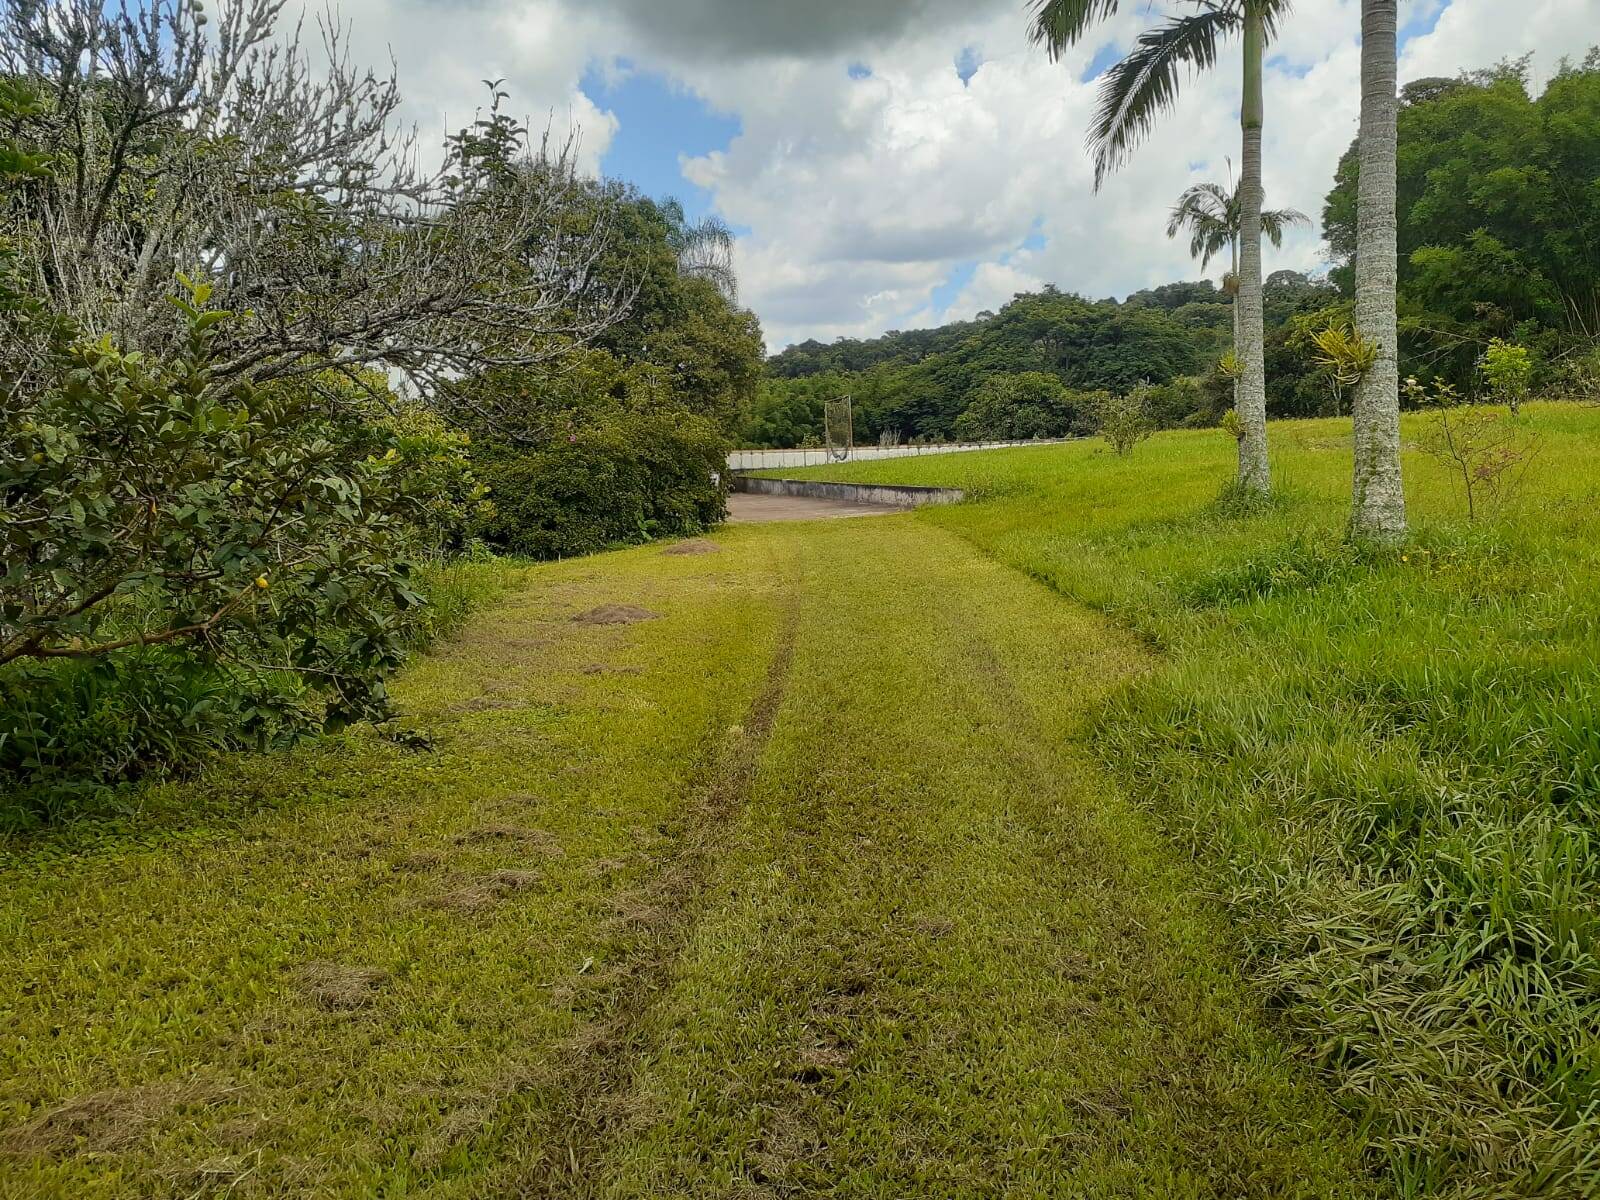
1027 0 1293 495
1349 0 1408 539
0 0 627 399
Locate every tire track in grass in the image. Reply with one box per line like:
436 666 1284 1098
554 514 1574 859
924 568 1384 1197
505 547 803 1198
0 539 778 1199
587 518 1377 1199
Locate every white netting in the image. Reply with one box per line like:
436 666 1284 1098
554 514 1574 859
824 394 853 462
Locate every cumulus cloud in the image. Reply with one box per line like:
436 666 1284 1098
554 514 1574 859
324 0 619 170
303 0 1600 348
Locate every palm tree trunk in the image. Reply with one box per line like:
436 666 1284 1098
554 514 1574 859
1234 3 1271 493
1230 236 1240 418
1350 0 1407 539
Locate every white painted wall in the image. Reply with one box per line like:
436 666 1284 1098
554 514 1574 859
727 439 1070 472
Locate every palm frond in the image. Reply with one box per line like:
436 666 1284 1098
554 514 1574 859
1167 181 1234 270
1089 8 1238 190
1196 227 1233 270
681 213 736 257
1026 0 1122 60
1166 181 1230 238
1259 205 1310 248
682 259 739 302
1257 0 1296 41
676 213 739 303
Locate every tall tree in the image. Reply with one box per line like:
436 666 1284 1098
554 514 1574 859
1348 0 1407 539
1324 52 1600 389
1167 176 1306 419
1028 0 1291 493
0 0 626 397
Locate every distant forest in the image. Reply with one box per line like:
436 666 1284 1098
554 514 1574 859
743 53 1600 449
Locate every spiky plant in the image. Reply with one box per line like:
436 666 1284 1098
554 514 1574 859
1028 0 1294 494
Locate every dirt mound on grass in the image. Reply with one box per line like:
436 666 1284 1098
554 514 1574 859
392 850 445 873
453 825 563 855
662 539 720 556
571 604 659 626
427 870 543 915
294 961 389 1010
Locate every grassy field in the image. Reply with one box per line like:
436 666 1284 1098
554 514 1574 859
0 521 1378 1197
772 402 1600 1197
7 405 1596 1198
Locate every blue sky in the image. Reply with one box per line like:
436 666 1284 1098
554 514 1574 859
581 62 741 224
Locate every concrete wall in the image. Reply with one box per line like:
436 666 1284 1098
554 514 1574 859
732 475 964 509
726 439 1068 472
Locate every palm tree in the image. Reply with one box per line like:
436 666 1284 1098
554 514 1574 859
1167 175 1306 417
1167 175 1306 284
660 198 739 303
1349 0 1407 539
1028 0 1292 493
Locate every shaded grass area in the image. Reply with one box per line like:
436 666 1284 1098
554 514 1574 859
775 403 1600 1197
0 519 1373 1197
0 555 533 833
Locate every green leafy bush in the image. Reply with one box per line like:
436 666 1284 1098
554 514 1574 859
473 407 728 558
0 254 488 820
1481 338 1535 414
0 652 294 826
1 279 427 725
1094 387 1155 456
380 400 489 555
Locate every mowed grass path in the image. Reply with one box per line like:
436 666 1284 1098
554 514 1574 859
771 404 1600 1195
0 518 1375 1197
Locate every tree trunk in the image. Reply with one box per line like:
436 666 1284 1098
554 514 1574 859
1235 3 1271 493
1350 0 1408 539
1230 237 1240 419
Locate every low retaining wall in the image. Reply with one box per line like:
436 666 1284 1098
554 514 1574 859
727 439 1069 472
732 475 964 509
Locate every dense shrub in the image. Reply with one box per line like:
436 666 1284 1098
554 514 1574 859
474 408 728 558
0 554 523 829
0 652 274 825
1 282 432 720
0 265 477 822
380 401 488 555
0 10 759 823
950 372 1094 441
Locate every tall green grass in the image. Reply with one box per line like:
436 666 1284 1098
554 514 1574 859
778 403 1600 1197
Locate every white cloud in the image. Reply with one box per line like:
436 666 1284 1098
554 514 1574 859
319 0 619 172
300 0 1599 348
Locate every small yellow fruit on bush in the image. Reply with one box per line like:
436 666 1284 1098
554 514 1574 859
256 574 270 589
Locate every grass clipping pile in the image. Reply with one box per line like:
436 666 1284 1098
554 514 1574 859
571 605 659 626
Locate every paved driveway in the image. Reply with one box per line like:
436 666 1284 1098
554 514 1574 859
726 492 901 523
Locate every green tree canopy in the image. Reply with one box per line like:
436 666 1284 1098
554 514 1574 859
1324 50 1600 387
